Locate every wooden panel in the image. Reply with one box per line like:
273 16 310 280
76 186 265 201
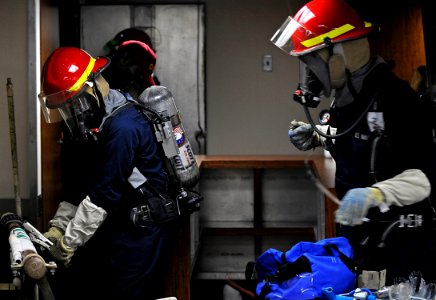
195 155 336 281
163 216 191 299
196 155 336 190
369 5 426 81
40 0 62 231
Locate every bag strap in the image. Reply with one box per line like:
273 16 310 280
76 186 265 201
324 244 359 274
273 254 311 281
258 254 313 299
258 282 271 300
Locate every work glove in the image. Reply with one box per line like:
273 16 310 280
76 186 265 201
288 120 322 151
48 196 107 267
49 236 75 268
43 226 64 244
335 187 385 226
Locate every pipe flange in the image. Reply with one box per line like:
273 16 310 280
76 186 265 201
0 212 23 227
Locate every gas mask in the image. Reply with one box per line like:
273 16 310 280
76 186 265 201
57 89 105 141
294 49 337 108
39 76 109 142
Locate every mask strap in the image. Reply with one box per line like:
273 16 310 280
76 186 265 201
89 73 105 106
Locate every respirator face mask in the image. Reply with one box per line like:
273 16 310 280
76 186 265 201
294 50 332 108
57 87 105 141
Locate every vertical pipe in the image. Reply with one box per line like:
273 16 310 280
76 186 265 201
6 78 22 217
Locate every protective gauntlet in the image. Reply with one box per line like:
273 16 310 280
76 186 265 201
44 201 77 251
48 196 107 267
335 169 431 226
48 201 78 231
64 196 107 249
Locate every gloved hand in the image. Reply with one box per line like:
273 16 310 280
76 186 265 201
288 120 322 151
47 196 107 267
49 236 75 267
43 226 64 244
335 187 385 226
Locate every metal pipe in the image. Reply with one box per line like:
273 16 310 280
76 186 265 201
6 78 22 217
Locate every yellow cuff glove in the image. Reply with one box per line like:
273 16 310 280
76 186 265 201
335 187 385 226
43 226 64 243
48 234 75 268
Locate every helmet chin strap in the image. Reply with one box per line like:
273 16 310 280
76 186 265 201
89 74 106 107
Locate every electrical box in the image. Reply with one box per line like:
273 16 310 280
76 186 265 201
263 54 273 72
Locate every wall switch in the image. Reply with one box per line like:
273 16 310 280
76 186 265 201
263 54 273 72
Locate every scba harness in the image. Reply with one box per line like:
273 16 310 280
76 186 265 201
127 101 203 229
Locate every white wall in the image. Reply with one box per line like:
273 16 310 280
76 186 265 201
0 1 31 203
205 0 326 155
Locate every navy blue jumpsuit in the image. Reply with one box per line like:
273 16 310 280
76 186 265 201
53 89 173 300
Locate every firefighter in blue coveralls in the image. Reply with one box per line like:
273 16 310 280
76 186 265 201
38 47 172 300
271 0 436 285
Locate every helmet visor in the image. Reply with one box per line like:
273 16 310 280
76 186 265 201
38 83 93 124
38 89 75 124
271 16 312 56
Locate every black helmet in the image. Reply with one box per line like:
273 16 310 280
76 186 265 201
105 27 154 55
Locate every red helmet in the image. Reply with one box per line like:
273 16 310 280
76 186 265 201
102 40 157 98
118 40 157 86
40 47 109 108
271 0 374 56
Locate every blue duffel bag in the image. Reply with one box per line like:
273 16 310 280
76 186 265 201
255 237 358 300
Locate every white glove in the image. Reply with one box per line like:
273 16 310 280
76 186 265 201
335 187 385 226
288 120 332 151
63 196 107 250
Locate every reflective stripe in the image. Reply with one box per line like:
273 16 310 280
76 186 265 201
68 58 96 92
301 24 355 48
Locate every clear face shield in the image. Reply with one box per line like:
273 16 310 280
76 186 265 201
271 16 327 56
271 16 304 55
38 82 104 140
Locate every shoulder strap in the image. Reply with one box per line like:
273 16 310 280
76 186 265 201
132 103 183 189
